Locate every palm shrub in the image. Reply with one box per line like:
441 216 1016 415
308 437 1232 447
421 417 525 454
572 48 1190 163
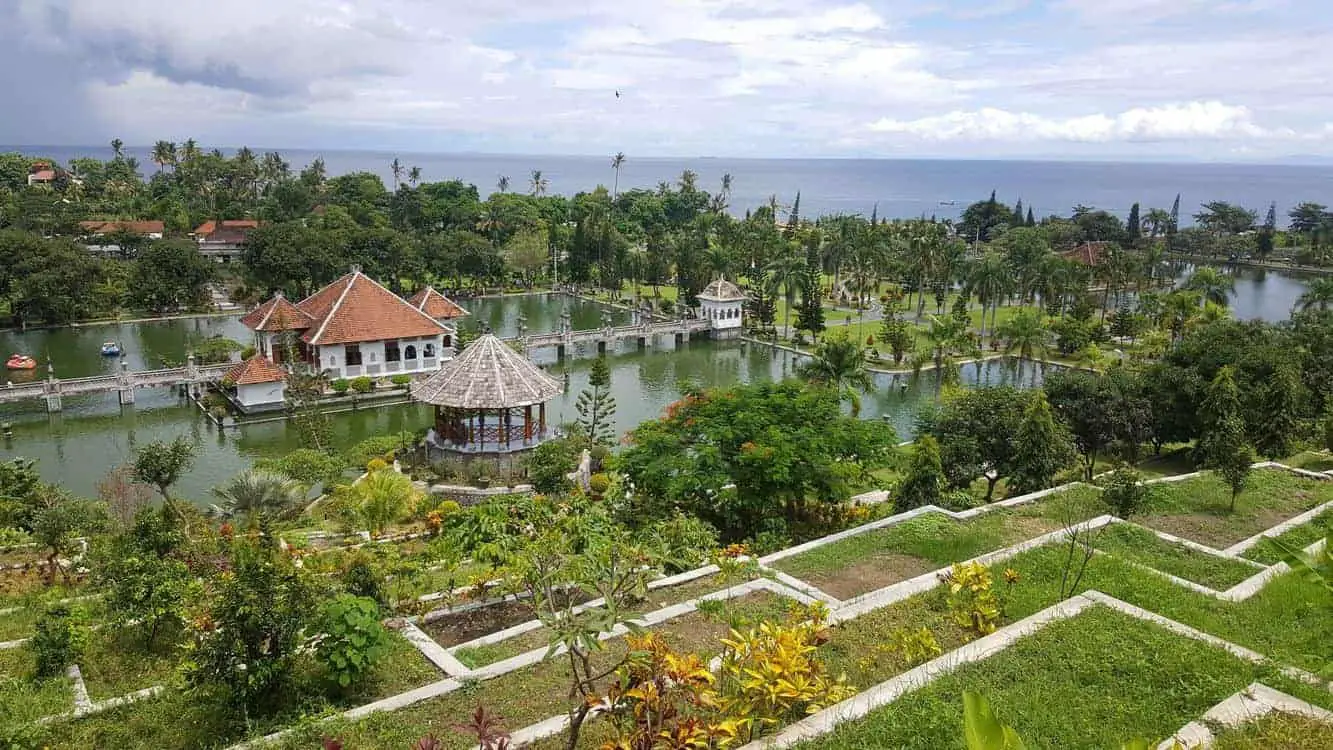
209 470 306 522
346 469 420 535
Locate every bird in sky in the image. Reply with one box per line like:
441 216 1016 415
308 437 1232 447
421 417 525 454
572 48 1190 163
615 90 620 98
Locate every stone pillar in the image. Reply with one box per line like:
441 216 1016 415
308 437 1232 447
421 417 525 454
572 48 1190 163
43 362 61 413
117 358 135 406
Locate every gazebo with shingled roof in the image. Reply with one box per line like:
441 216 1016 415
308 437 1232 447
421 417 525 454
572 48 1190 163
410 334 563 454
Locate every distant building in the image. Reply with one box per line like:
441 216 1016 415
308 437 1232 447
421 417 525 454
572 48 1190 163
697 278 746 339
27 162 56 187
1059 241 1113 266
78 220 166 256
240 267 459 383
193 219 260 263
222 355 287 412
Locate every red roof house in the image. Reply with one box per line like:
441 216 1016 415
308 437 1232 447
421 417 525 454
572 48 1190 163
223 354 288 411
1059 241 1113 266
242 267 453 380
194 219 260 263
407 287 469 322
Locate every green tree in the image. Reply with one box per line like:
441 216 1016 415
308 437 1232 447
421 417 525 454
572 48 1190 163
92 508 194 646
797 334 874 416
576 355 618 446
1102 465 1147 519
764 253 806 339
130 239 217 311
794 265 826 339
1044 370 1119 481
1198 366 1253 511
896 434 946 512
503 228 549 288
186 539 316 714
339 469 419 535
878 309 916 365
132 437 196 522
1257 202 1277 259
1183 267 1234 307
617 381 896 542
30 491 106 585
1008 393 1076 494
995 309 1051 383
1126 202 1141 244
1296 277 1333 312
920 387 1030 501
1194 201 1257 236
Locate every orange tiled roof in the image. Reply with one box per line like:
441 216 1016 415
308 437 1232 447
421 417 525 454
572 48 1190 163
79 220 164 235
406 287 469 320
1059 241 1112 266
194 219 259 236
29 170 56 181
239 294 314 332
224 355 286 385
294 270 448 346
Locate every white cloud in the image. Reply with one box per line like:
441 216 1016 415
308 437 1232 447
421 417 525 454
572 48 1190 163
2 0 1332 158
866 102 1278 142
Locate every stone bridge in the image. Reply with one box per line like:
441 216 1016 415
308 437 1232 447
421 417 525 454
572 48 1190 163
0 358 232 412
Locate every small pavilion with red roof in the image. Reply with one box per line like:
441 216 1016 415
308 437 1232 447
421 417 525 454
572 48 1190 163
222 354 288 411
240 267 460 382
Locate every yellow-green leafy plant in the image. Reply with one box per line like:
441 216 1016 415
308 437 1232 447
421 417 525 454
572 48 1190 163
856 627 941 675
947 561 1001 637
709 603 855 742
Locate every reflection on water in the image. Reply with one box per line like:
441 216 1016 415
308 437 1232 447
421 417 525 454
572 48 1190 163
0 269 1307 501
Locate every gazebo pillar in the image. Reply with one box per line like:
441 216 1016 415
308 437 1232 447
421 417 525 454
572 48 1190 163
504 409 512 448
539 402 547 437
524 405 533 443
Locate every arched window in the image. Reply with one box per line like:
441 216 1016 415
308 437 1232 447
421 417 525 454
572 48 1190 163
424 343 436 358
404 345 417 360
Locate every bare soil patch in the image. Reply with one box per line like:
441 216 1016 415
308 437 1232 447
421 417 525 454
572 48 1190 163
800 553 937 600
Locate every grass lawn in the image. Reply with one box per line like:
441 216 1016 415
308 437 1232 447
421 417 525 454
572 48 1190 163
29 630 442 750
790 607 1333 750
451 571 761 668
1134 469 1333 548
1096 523 1263 590
0 646 73 721
1279 450 1333 473
1242 509 1333 565
1212 712 1333 749
997 546 1333 674
268 592 795 750
0 606 40 642
773 486 1105 600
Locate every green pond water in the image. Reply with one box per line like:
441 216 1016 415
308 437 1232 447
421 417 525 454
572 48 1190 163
0 266 1307 503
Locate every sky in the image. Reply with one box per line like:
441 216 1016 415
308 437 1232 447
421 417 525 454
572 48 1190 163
1 0 1330 161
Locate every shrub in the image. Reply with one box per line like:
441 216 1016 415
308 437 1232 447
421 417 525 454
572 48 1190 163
315 594 391 689
349 376 374 394
342 470 420 535
390 374 411 387
254 449 347 490
341 552 389 610
186 540 317 711
1103 465 1147 519
240 345 257 360
946 561 1001 638
28 603 87 679
366 458 390 473
344 435 409 469
644 513 719 573
330 379 350 395
588 473 611 495
0 527 30 548
526 439 577 494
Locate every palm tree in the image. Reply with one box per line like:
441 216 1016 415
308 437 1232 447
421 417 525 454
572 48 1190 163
110 138 124 159
797 335 874 415
1144 208 1172 237
390 158 404 190
343 469 419 536
1164 290 1203 340
764 253 807 340
151 140 177 171
996 308 1051 384
1296 277 1333 312
967 251 1010 344
1183 267 1234 307
611 152 625 199
408 166 422 187
914 314 973 396
497 175 510 194
530 169 548 197
209 470 305 522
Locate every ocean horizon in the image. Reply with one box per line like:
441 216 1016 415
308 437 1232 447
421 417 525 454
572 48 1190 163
8 145 1332 226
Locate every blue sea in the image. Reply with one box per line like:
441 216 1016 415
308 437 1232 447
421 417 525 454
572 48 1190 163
9 145 1333 225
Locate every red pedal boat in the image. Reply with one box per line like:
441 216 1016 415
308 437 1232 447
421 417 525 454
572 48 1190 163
5 354 37 371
